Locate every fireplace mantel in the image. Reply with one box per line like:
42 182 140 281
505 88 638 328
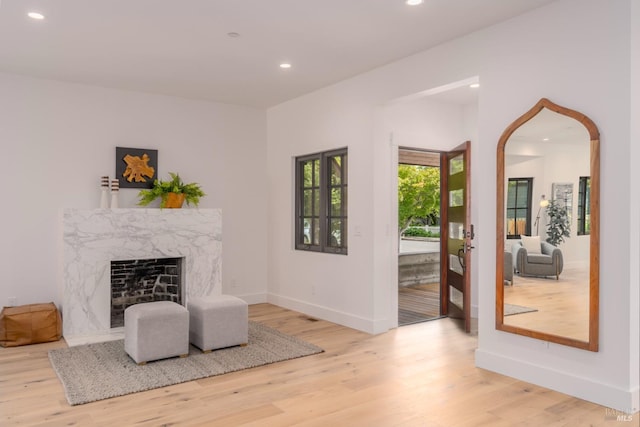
62 208 221 344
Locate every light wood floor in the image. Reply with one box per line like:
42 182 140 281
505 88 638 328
0 303 627 426
504 267 590 341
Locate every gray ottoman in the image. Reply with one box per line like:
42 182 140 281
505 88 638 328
124 301 189 365
188 295 248 352
504 251 513 285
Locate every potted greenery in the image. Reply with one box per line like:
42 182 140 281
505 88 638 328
137 172 205 208
545 199 570 246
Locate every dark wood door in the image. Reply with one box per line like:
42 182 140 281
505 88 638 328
440 141 473 332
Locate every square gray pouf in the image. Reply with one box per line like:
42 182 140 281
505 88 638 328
188 295 248 352
124 301 189 364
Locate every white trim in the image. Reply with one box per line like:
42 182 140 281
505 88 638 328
476 348 639 413
233 292 268 305
267 293 384 334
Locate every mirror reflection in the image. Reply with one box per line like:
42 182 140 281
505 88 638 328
496 98 599 351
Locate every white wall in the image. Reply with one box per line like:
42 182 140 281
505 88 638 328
0 72 268 309
267 0 637 412
382 96 468 150
629 0 640 409
267 95 377 330
475 0 636 412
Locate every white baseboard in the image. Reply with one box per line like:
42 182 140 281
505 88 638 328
233 292 268 305
266 293 386 334
476 348 639 414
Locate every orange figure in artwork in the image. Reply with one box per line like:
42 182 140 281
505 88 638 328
122 153 155 183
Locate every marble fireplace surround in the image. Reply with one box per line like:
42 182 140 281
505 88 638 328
63 208 221 345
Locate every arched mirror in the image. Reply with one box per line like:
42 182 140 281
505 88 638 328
496 98 599 351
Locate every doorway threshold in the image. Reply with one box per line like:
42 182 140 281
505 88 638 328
399 314 446 327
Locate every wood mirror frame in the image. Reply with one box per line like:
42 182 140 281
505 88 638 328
495 98 599 351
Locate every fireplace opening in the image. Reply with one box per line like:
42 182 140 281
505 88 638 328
110 257 184 328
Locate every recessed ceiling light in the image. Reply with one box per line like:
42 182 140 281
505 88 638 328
227 32 240 38
406 0 424 5
27 12 45 20
543 138 550 141
280 63 292 69
469 83 480 88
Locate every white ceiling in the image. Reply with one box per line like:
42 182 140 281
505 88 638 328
0 0 557 108
506 108 591 166
509 108 590 145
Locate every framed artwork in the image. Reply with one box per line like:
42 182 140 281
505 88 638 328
115 147 158 189
552 182 573 220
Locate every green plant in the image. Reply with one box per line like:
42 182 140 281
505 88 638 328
137 172 205 208
403 227 429 237
545 199 570 246
402 227 440 238
398 165 440 234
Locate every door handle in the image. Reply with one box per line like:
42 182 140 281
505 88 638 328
457 224 475 273
458 246 466 272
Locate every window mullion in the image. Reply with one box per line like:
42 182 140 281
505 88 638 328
312 156 321 250
319 153 328 252
296 160 304 248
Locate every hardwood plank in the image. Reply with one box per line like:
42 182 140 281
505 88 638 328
0 303 633 426
503 267 590 341
398 282 441 325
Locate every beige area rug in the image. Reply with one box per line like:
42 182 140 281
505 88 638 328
48 321 323 406
504 303 538 316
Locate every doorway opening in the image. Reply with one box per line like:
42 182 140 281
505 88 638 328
398 149 443 326
386 77 477 331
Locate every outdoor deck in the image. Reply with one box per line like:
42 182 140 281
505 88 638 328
398 238 441 326
398 282 441 326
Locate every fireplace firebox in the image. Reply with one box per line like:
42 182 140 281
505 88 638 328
110 257 184 328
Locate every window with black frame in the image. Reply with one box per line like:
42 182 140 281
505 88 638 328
295 148 348 254
578 176 591 235
506 177 533 238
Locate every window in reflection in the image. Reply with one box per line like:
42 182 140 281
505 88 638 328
506 178 532 238
577 176 591 235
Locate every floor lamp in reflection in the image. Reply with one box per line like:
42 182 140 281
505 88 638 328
534 195 550 236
